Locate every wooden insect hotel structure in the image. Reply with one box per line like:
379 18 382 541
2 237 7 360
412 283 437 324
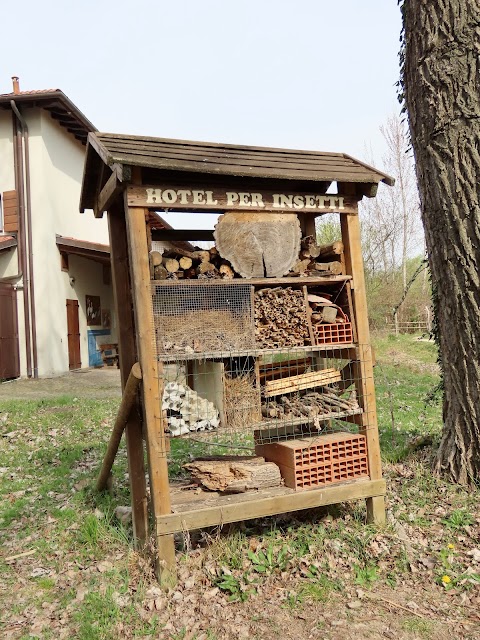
80 133 394 579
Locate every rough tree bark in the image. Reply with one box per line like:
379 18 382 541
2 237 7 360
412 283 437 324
402 0 480 484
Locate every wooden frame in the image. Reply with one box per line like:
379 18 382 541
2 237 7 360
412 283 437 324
84 133 392 582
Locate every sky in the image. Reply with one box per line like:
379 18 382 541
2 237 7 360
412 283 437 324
1 0 402 165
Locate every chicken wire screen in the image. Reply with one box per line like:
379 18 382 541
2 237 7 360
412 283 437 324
152 283 255 356
158 346 375 474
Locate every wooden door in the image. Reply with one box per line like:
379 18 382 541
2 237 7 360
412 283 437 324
0 284 20 379
66 299 81 370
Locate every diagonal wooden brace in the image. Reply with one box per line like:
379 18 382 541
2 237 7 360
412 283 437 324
96 362 142 492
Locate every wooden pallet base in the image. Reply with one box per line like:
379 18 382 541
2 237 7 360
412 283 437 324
156 477 385 535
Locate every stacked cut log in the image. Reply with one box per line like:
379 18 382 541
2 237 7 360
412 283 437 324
162 381 220 437
261 389 359 420
150 246 235 281
254 287 310 349
289 238 344 276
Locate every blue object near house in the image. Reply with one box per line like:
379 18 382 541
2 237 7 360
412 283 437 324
87 329 110 367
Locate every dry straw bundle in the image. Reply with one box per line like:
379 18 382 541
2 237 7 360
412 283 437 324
224 373 260 432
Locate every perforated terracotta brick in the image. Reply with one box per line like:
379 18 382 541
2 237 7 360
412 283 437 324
313 321 353 345
256 432 369 490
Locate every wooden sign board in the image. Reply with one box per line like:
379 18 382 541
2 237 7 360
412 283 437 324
127 185 358 214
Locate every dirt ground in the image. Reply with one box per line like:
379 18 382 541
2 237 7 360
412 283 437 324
0 367 122 401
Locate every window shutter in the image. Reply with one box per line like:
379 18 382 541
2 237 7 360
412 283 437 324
2 190 19 233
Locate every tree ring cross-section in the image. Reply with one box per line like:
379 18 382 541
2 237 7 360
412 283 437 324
214 211 302 278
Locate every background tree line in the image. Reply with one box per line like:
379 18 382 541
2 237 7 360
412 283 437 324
317 113 429 331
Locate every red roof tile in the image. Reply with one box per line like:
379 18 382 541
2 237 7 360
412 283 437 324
0 89 59 97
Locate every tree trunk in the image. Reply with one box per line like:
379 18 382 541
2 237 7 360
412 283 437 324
402 0 480 484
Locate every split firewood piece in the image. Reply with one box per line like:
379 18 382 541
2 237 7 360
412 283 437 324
184 456 282 493
313 261 343 275
197 261 216 275
153 264 168 280
194 250 211 263
301 235 321 259
164 247 197 260
291 258 311 275
214 212 302 278
162 257 180 273
318 241 344 260
219 264 234 279
179 256 193 270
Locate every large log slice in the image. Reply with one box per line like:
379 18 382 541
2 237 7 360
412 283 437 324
214 212 302 278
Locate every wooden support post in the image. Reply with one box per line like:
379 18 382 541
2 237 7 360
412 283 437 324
96 363 142 492
124 189 176 583
340 201 385 526
108 207 149 543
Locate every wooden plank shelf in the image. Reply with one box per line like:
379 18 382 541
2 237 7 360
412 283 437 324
151 275 351 287
158 478 386 535
253 407 363 435
157 343 357 362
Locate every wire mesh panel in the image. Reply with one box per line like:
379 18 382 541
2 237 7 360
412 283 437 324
152 283 255 356
149 277 376 492
157 345 375 492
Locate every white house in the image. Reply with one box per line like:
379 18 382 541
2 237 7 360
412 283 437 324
0 78 117 379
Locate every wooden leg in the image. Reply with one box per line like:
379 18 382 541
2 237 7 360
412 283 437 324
125 197 176 583
156 534 177 587
341 213 383 483
108 209 149 544
366 495 386 525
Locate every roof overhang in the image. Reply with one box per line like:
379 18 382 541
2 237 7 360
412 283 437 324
0 235 17 252
80 132 395 215
56 235 110 265
0 90 96 145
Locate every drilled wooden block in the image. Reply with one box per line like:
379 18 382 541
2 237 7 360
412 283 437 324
256 432 369 490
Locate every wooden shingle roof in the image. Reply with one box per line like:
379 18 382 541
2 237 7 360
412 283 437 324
81 132 394 212
89 132 394 184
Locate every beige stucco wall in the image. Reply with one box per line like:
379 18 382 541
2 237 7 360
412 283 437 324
0 106 112 377
68 255 116 369
27 111 110 376
0 111 15 196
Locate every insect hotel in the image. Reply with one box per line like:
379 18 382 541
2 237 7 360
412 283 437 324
80 133 393 579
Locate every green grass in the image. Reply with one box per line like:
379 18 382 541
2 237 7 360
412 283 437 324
372 333 442 462
1 334 479 638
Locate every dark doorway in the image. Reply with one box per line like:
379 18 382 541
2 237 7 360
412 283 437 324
66 299 81 370
0 284 20 379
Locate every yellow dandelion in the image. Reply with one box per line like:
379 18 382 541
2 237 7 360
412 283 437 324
447 544 455 550
442 575 451 584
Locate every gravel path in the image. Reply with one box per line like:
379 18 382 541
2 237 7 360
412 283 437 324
0 367 122 401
